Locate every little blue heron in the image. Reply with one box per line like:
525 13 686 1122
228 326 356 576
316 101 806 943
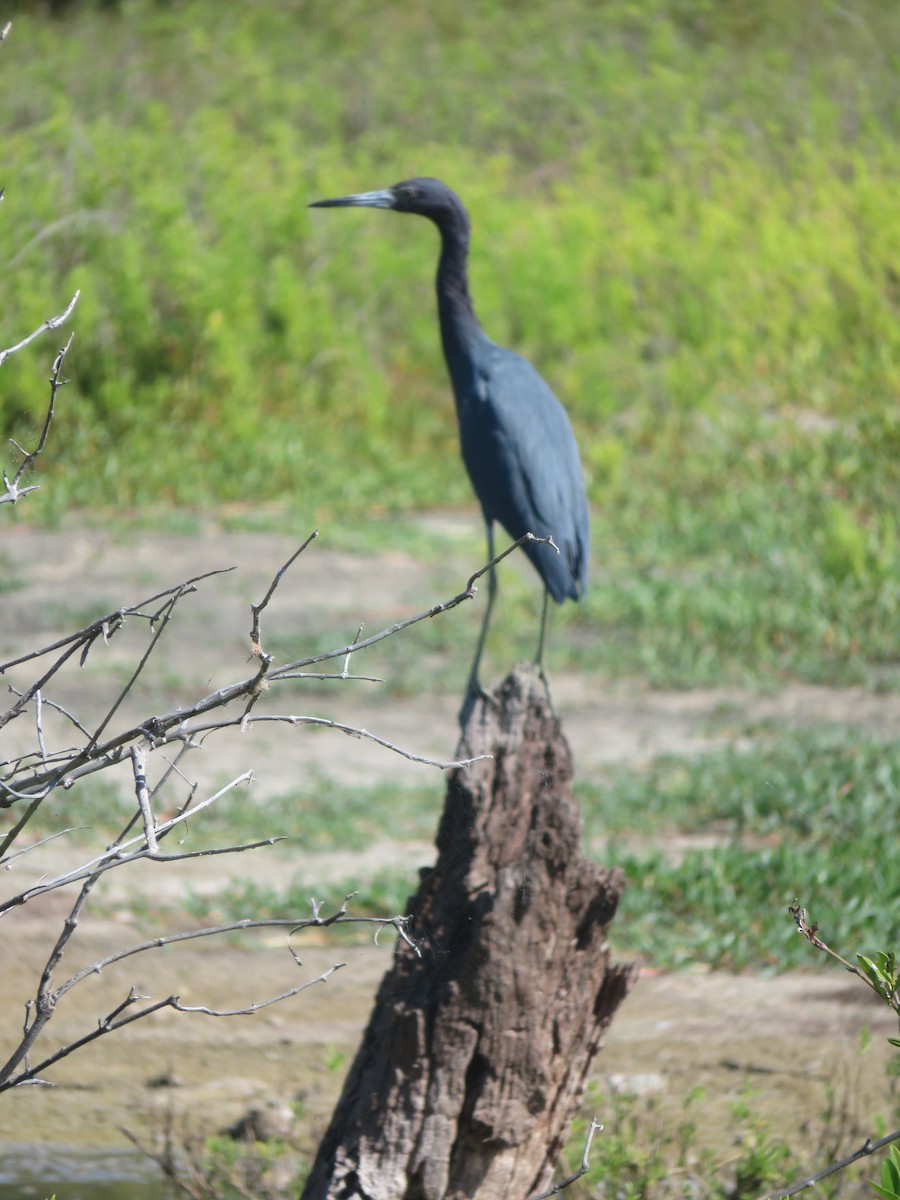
310 178 589 717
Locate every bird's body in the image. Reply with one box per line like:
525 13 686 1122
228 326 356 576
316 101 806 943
450 333 588 604
310 178 589 714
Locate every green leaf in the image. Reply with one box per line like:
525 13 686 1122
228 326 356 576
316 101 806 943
873 951 899 990
871 1146 900 1200
872 1184 899 1200
859 955 887 985
859 955 892 1001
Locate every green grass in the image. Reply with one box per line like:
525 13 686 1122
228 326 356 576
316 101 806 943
562 1086 799 1200
184 868 417 930
580 726 900 969
204 778 442 852
1 0 899 688
561 1072 900 1200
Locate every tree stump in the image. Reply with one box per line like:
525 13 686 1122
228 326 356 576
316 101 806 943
302 665 636 1200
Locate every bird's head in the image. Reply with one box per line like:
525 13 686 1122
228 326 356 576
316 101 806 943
310 178 469 234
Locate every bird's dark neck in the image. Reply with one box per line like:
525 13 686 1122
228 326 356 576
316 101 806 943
434 210 482 397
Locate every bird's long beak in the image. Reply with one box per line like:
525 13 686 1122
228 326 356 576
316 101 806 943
309 189 394 209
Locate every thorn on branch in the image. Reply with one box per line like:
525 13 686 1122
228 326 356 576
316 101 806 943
249 531 318 657
101 986 147 1029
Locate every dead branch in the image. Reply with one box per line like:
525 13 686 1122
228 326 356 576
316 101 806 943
130 742 157 852
0 567 233 734
189 711 489 768
0 536 530 1107
1 330 75 506
55 910 418 996
0 539 522 809
1 771 255 910
250 530 318 657
0 290 79 368
267 531 555 678
0 825 88 868
0 900 414 1092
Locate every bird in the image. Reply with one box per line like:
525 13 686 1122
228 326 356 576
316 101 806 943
310 178 589 720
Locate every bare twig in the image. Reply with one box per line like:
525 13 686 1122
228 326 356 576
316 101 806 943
0 635 88 749
1 772 255 912
0 542 517 806
15 689 93 740
249 530 318 656
272 669 384 684
1 826 88 869
0 905 411 1092
0 793 48 862
0 862 105 1085
788 902 828 953
81 583 189 758
530 1118 604 1199
0 291 79 368
2 331 75 506
0 568 232 676
763 1128 900 1200
169 961 346 1016
54 909 415 996
0 571 234 794
130 743 157 852
1 759 368 1087
34 690 47 764
262 532 556 682
182 711 489 770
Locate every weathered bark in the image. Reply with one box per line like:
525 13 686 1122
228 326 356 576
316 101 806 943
302 665 636 1200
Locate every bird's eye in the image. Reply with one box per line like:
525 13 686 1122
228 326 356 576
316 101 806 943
400 185 417 199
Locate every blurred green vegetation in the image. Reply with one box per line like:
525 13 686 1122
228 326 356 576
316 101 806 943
2 0 899 685
585 724 900 969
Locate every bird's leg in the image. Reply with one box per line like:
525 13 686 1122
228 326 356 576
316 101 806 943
458 525 497 727
534 587 550 672
463 562 496 700
534 587 558 716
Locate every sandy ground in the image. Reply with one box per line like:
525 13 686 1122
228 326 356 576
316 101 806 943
1 522 898 1186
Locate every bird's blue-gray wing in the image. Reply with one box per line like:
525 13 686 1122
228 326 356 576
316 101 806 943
458 342 589 603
